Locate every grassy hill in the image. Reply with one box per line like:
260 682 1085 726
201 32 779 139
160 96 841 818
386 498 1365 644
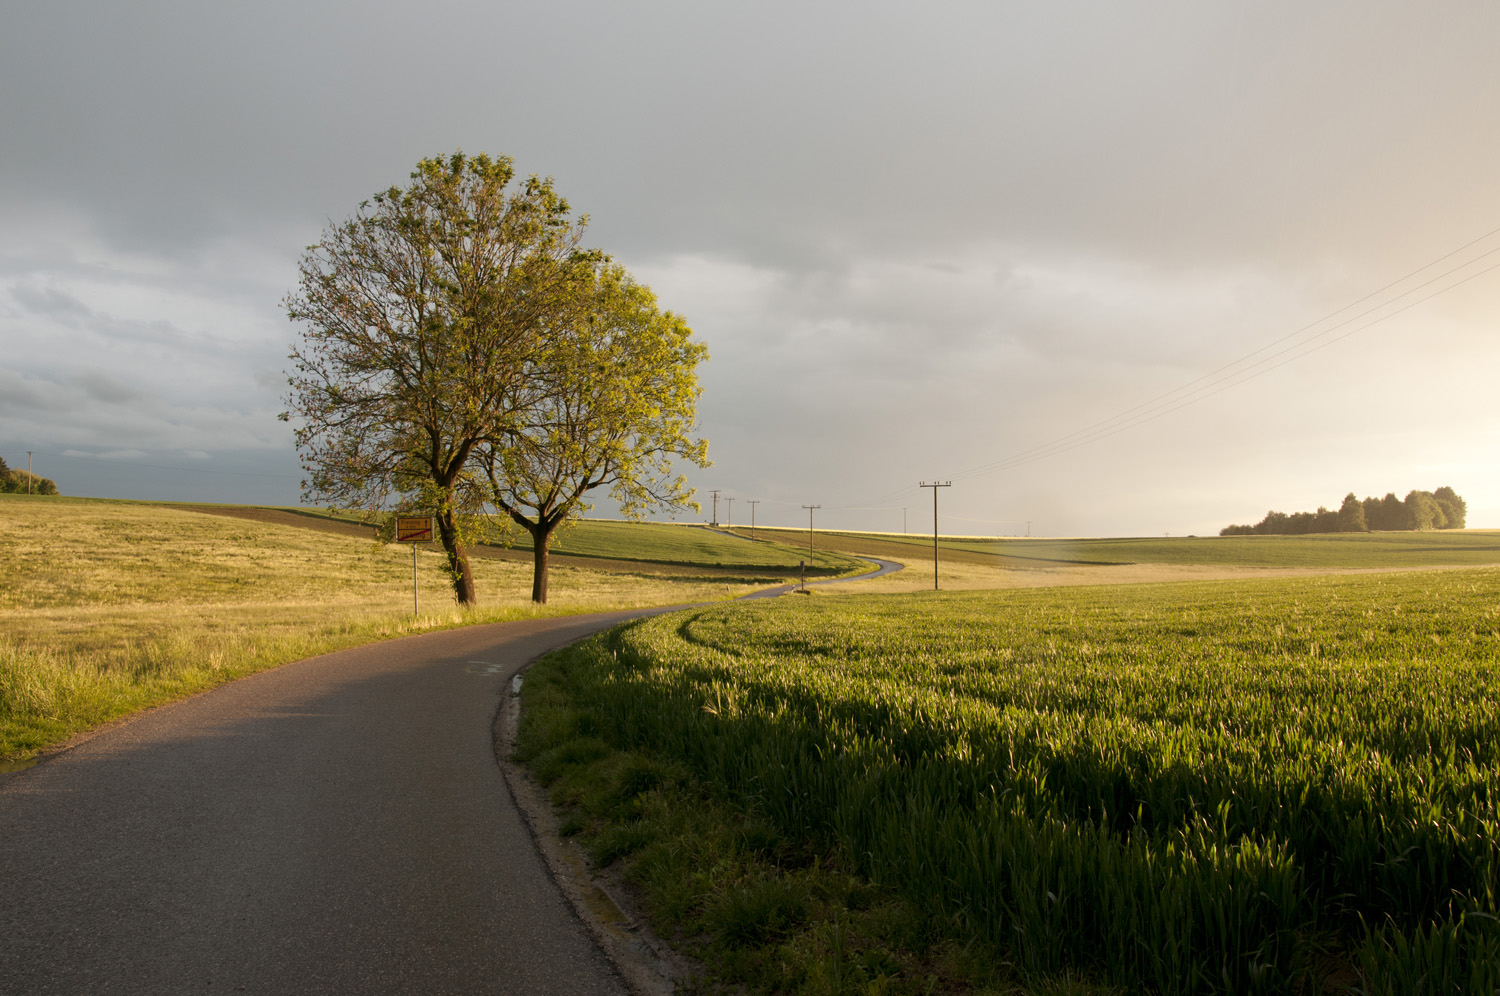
183 504 861 575
1 495 848 762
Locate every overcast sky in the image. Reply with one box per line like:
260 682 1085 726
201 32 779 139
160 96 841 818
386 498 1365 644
5 1 1499 535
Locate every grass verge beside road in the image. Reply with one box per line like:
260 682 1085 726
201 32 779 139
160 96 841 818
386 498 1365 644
517 568 1500 994
0 496 777 761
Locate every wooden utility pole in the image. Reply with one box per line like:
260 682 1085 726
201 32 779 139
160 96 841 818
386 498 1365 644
802 504 821 560
709 489 721 526
919 482 951 590
902 507 907 534
725 497 733 528
26 451 33 495
747 500 759 540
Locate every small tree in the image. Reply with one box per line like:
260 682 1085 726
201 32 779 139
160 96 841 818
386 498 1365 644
1433 486 1467 529
1338 492 1368 532
283 153 592 604
482 264 709 602
1379 493 1404 531
1404 490 1443 530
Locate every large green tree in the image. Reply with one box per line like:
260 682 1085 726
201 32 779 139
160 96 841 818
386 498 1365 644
482 263 710 603
282 153 593 604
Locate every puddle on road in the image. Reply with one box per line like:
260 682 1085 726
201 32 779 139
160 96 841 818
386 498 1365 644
462 661 507 675
0 756 41 774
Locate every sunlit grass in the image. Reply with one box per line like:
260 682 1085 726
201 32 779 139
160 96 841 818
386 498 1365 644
521 568 1500 993
231 503 862 572
0 495 765 760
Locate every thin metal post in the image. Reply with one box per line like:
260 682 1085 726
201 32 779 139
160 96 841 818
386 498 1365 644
802 504 821 561
412 543 419 617
919 482 951 590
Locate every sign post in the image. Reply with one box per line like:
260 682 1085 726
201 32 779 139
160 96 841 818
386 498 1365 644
395 516 434 617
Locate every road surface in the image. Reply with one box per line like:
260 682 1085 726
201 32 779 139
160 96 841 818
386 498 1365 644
0 561 902 995
742 556 903 598
0 612 671 995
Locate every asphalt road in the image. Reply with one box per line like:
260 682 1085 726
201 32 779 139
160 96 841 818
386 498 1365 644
0 610 676 996
741 556 904 598
0 559 903 995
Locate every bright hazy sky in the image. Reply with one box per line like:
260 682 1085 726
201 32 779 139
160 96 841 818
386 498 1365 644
4 2 1499 535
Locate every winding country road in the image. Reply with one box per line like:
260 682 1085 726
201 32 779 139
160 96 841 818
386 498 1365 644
0 560 901 995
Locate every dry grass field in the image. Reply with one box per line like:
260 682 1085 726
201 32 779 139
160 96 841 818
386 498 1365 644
0 495 770 761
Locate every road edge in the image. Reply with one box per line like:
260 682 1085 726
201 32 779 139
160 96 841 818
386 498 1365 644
494 665 702 996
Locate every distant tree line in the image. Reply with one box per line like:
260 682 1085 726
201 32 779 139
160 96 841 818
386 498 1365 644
1221 487 1466 536
0 456 59 495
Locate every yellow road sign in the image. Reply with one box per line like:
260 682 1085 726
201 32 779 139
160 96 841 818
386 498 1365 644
395 516 434 543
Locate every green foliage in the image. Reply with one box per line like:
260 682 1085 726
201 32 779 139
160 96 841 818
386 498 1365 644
1337 492 1367 532
484 262 711 602
1404 489 1444 531
284 152 710 605
283 151 598 604
531 570 1500 993
705 876 810 945
515 648 1025 995
1222 486 1469 535
1434 486 1468 530
0 457 58 495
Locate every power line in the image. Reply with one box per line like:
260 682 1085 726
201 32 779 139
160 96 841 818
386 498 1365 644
854 223 1500 504
952 251 1500 483
950 241 1500 484
1005 223 1500 464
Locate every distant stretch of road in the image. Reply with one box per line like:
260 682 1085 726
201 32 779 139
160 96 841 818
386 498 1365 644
0 560 900 995
742 555 903 599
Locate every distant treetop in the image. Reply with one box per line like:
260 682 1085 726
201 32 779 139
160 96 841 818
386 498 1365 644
0 456 59 495
1221 487 1465 536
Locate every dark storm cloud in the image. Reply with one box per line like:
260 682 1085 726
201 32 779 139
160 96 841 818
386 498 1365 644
9 284 92 321
9 1 1495 264
72 371 144 405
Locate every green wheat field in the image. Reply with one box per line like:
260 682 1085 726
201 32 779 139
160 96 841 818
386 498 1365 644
521 567 1500 994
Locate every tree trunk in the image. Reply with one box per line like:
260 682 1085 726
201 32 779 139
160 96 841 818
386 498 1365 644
529 523 553 604
436 509 477 606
